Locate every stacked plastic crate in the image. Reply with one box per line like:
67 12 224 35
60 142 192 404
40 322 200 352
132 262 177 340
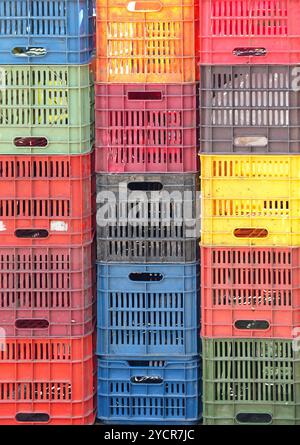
200 0 300 425
95 0 201 424
0 1 95 424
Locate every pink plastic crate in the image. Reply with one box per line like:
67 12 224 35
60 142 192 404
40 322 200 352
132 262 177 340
0 243 95 337
199 0 300 64
95 83 199 173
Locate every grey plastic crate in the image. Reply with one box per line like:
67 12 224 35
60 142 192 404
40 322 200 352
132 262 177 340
200 65 300 154
96 173 199 263
97 238 200 263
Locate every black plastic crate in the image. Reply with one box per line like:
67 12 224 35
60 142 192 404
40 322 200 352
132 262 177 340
200 65 300 153
97 239 199 263
96 174 199 263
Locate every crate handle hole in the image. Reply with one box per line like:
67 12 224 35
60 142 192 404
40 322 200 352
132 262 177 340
235 320 270 330
15 319 49 329
14 137 48 148
128 182 163 191
234 136 268 147
128 360 166 367
236 413 272 424
129 272 163 282
233 47 267 57
234 228 268 238
131 376 163 384
16 413 50 423
12 47 47 58
127 91 162 101
127 1 162 12
15 229 49 239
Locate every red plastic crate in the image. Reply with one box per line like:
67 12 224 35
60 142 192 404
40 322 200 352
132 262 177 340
0 336 96 425
95 83 199 173
0 243 95 338
201 247 300 339
0 153 94 246
199 0 300 64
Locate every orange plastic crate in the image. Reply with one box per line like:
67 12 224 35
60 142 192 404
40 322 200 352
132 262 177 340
0 336 96 425
96 0 199 83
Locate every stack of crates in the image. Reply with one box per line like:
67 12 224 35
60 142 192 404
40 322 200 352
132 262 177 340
95 0 201 424
0 1 95 424
199 0 300 425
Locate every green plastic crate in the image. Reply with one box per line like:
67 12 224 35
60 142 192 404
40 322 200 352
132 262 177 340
203 338 300 425
0 65 94 154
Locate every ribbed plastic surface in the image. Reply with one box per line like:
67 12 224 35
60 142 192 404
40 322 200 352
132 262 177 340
0 65 94 154
0 243 95 337
96 0 199 83
97 262 200 356
199 0 300 65
203 338 300 425
0 153 94 246
95 83 199 173
98 357 201 424
201 155 300 246
201 246 300 338
200 65 300 153
0 335 95 425
0 1 94 64
96 173 199 261
98 239 199 263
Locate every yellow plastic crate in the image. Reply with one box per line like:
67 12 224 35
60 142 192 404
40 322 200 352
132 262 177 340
96 0 199 83
201 155 300 247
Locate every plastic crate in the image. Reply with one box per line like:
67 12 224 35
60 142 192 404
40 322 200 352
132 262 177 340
203 338 300 425
0 65 94 155
97 357 201 424
199 0 300 65
202 247 300 339
0 1 94 65
201 154 300 246
200 65 300 154
96 173 199 262
97 262 200 357
97 239 199 263
95 83 199 173
0 243 95 338
0 153 94 246
0 335 95 425
96 0 199 83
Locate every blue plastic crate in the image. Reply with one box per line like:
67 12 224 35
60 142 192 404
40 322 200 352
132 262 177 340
97 263 200 357
0 0 94 64
97 357 201 425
